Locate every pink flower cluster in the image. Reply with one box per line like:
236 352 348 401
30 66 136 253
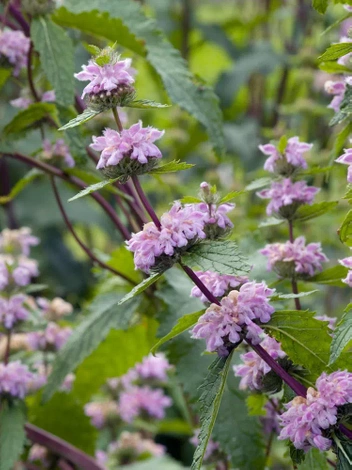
257 179 319 216
75 57 134 99
0 29 30 75
10 90 55 109
191 282 275 355
336 146 352 183
190 429 220 461
259 137 312 173
279 371 352 451
233 336 286 390
27 322 72 352
190 270 249 303
0 361 39 398
133 353 171 382
91 122 164 169
0 295 29 329
339 255 352 287
260 236 328 277
0 255 39 289
119 386 172 423
84 401 120 429
324 79 347 112
0 227 39 256
41 139 75 168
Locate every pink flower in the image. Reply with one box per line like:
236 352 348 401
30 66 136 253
259 138 312 173
84 401 120 429
42 139 75 168
134 354 171 382
324 80 346 112
197 202 234 229
339 255 352 286
314 315 337 330
28 445 49 464
191 282 275 355
336 147 352 183
190 271 249 303
0 29 30 75
257 179 319 216
0 294 29 329
10 90 55 110
260 236 328 277
233 336 286 390
0 361 38 398
316 371 352 407
27 322 72 351
190 429 219 461
0 254 39 288
119 386 172 423
0 227 39 256
41 90 56 102
75 57 135 98
91 122 164 169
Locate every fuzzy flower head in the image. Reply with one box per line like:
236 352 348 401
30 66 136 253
190 429 220 462
259 137 313 175
233 336 286 390
0 361 39 399
324 80 346 113
257 179 319 218
134 353 172 383
75 48 135 109
0 254 39 290
91 122 164 180
260 236 328 278
191 271 249 303
339 255 352 287
191 282 275 356
41 139 75 169
336 146 352 183
119 386 172 423
0 294 30 329
0 227 39 257
84 401 120 429
36 297 73 321
27 322 72 352
0 29 30 76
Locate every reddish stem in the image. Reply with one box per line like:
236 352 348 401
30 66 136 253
27 43 40 102
132 175 162 230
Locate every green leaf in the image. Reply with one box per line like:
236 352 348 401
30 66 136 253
259 217 284 228
68 178 119 202
191 351 234 470
293 201 338 222
149 160 195 175
219 190 246 203
297 448 329 469
180 196 202 204
128 457 185 470
277 135 288 154
318 43 352 62
0 402 26 470
312 0 328 13
58 107 88 165
329 307 352 365
270 290 318 301
42 293 140 402
246 394 267 416
245 177 273 191
151 310 204 354
3 103 59 135
339 209 352 245
333 122 352 157
182 240 251 276
0 68 11 90
265 310 332 381
58 108 101 130
319 61 352 73
127 99 170 109
0 169 42 204
309 265 348 287
31 17 74 106
122 272 162 303
330 85 352 126
62 0 225 155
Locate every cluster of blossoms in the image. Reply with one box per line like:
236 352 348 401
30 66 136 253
260 236 328 278
278 371 352 451
336 145 352 184
258 137 312 174
40 139 74 169
191 281 275 355
0 29 30 76
339 254 352 287
190 271 249 303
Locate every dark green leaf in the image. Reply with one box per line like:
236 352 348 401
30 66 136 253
0 169 42 204
329 307 352 365
149 160 194 175
0 402 26 470
59 108 101 130
312 0 328 13
0 68 11 90
339 209 352 245
334 122 352 157
293 201 338 222
290 446 305 465
318 43 352 62
68 178 120 202
127 99 170 109
309 265 348 287
191 352 234 470
330 85 352 126
335 430 352 470
4 103 59 135
297 448 329 469
31 17 75 106
182 240 251 276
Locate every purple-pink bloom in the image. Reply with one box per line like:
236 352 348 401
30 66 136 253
233 336 286 390
42 139 75 168
191 282 275 355
261 400 281 435
339 255 352 287
10 90 55 109
197 202 234 229
257 179 319 216
91 122 164 169
0 227 39 256
0 29 30 75
336 147 352 183
260 236 328 277
0 254 39 288
190 271 249 303
75 57 134 99
84 401 120 429
134 353 171 382
314 315 337 330
119 386 172 423
324 80 346 112
0 361 38 398
27 322 72 352
28 445 49 464
316 371 352 407
190 429 219 461
259 137 312 173
0 294 29 329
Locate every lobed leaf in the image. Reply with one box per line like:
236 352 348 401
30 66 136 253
293 201 338 222
4 103 59 135
149 160 195 175
329 306 352 365
0 402 26 470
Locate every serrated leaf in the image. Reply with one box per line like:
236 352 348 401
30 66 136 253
329 307 352 365
3 103 59 135
58 107 88 165
62 0 225 155
68 178 120 202
339 209 352 245
128 100 170 109
191 351 234 470
245 177 273 191
297 448 329 469
309 265 348 287
318 43 352 62
151 310 204 354
31 17 74 106
0 169 42 204
182 240 251 276
270 290 318 301
293 201 338 222
149 160 194 175
0 402 26 470
59 108 101 130
219 190 245 203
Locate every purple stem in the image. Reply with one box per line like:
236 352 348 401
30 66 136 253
8 5 29 35
25 424 103 470
181 264 220 305
132 175 162 230
27 43 40 102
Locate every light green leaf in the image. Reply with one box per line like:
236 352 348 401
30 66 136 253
219 190 245 203
58 107 88 165
127 99 170 109
68 178 119 202
270 290 318 302
329 306 352 365
330 84 352 126
293 201 338 222
319 61 351 73
63 0 225 155
245 177 273 191
312 0 328 13
0 402 26 470
309 265 348 287
297 448 329 469
191 351 234 470
339 209 352 245
149 160 194 175
4 103 59 135
31 17 74 106
122 272 162 303
318 43 352 62
128 457 185 470
333 122 352 157
180 196 202 204
0 169 42 204
59 108 101 130
0 68 11 90
277 135 288 154
246 394 267 416
151 310 204 354
259 217 284 228
182 240 251 276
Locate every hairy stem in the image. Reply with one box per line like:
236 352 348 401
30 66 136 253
180 263 220 305
132 175 161 229
112 107 123 132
